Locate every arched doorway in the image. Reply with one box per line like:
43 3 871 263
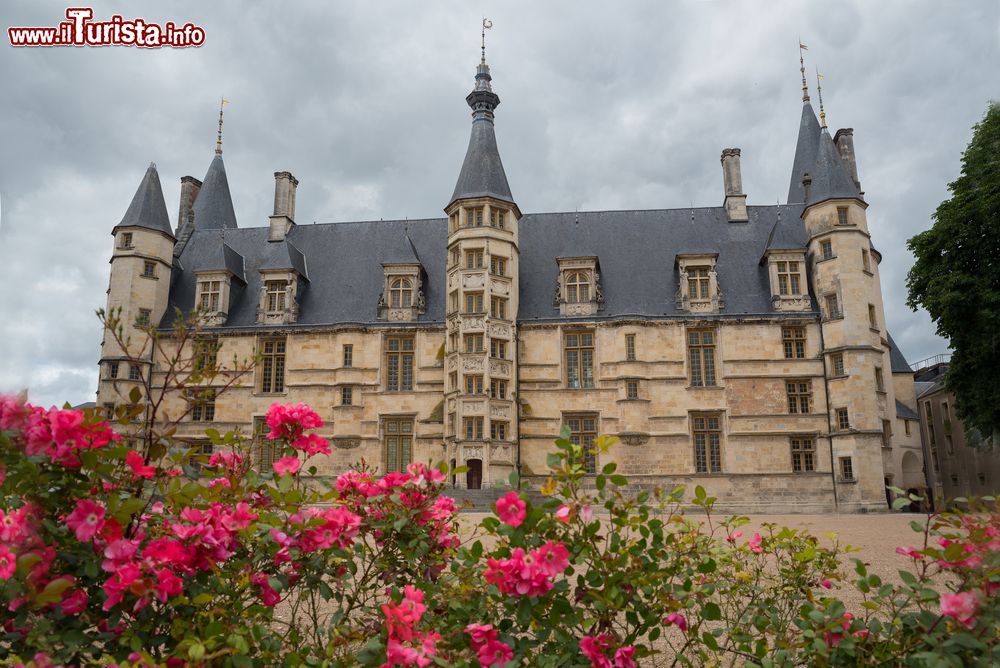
466 459 483 490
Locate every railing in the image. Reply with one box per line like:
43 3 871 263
911 354 951 371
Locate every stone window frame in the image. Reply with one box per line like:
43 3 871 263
195 270 234 325
141 260 157 279
136 308 152 327
765 250 809 311
823 293 843 321
790 436 816 472
786 380 812 414
384 335 415 392
554 256 604 316
128 364 142 381
187 388 216 422
257 336 287 394
564 413 599 474
106 361 120 379
839 456 855 482
675 254 723 314
490 378 507 399
836 407 850 431
464 416 485 440
625 379 639 400
691 412 723 474
564 330 595 390
625 333 636 361
383 417 414 472
490 420 509 440
257 270 300 325
820 239 835 261
118 232 134 249
687 328 718 388
343 344 353 368
830 352 846 378
378 263 425 322
782 327 806 359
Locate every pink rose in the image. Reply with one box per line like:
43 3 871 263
940 591 979 628
555 504 571 523
495 491 526 528
748 532 763 554
66 499 106 542
125 450 156 479
0 545 16 580
273 456 301 476
663 612 688 632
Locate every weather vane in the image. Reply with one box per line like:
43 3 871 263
215 96 230 156
798 39 810 102
816 68 827 128
481 18 493 62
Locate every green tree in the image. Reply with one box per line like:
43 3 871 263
907 102 1000 442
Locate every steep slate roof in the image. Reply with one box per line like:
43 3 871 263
115 163 174 237
887 333 913 374
164 203 811 328
895 399 919 421
786 102 859 205
787 103 822 204
260 240 309 280
191 155 238 230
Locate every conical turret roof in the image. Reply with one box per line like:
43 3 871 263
116 163 173 237
786 101 861 206
192 155 238 230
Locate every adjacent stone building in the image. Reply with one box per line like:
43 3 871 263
97 51 924 512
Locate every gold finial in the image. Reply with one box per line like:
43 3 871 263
798 39 810 102
215 97 230 156
816 69 827 128
481 18 493 63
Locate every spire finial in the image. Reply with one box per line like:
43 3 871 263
798 39 810 102
215 97 229 156
481 18 492 63
815 68 827 129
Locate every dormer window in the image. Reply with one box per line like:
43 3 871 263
777 262 800 295
256 272 300 325
265 280 286 312
390 278 413 308
555 257 603 316
378 263 425 322
199 280 221 311
765 251 809 312
675 254 722 313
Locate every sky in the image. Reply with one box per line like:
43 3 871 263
0 1 996 408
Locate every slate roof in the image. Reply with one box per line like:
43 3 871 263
887 333 913 374
191 155 238 230
786 102 860 205
450 117 515 207
195 235 247 283
895 399 919 421
260 240 309 280
164 204 813 328
787 103 822 204
115 163 174 237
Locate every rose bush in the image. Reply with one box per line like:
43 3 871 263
1 394 998 666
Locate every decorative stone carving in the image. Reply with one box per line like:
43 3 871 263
462 356 484 371
555 256 603 316
256 274 300 325
377 263 424 321
332 438 361 450
618 432 650 447
490 443 513 464
462 316 486 331
462 445 485 460
490 278 510 296
462 272 486 289
489 359 511 376
488 321 510 338
463 399 486 414
675 254 723 314
489 402 510 419
447 356 458 370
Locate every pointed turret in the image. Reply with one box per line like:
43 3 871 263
115 163 173 238
806 129 861 206
448 56 516 210
191 155 238 230
786 102 822 204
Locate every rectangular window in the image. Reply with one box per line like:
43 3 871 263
265 281 286 312
465 375 484 395
904 420 911 436
950 474 960 486
142 261 156 278
625 334 636 361
831 352 845 377
189 389 216 422
490 421 508 440
466 207 484 227
821 240 834 260
450 247 460 266
193 338 218 371
626 380 639 400
106 361 119 379
862 249 871 273
688 267 711 299
776 261 801 295
693 414 722 473
839 456 854 481
385 336 415 391
259 338 286 393
868 304 878 330
464 416 484 440
464 334 484 353
128 364 141 381
565 331 595 389
343 344 353 368
490 256 507 276
836 407 850 431
198 280 221 311
566 415 598 474
825 294 841 320
119 232 133 249
490 339 506 359
449 371 458 391
782 327 806 359
790 437 815 472
491 208 507 228
945 433 954 455
449 213 458 232
254 417 279 471
448 412 455 436
103 402 115 420
384 418 413 472
875 367 885 392
491 297 507 320
341 386 353 406
465 249 485 269
882 419 892 448
837 207 850 226
465 292 484 313
137 308 152 327
688 329 717 387
490 379 507 399
786 381 811 414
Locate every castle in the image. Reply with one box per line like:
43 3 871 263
96 49 927 513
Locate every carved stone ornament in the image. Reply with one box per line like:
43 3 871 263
618 432 650 447
333 438 361 450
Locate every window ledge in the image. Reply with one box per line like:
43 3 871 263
140 274 158 280
828 373 849 380
837 477 858 484
817 255 838 264
869 327 881 334
687 384 724 390
862 269 874 277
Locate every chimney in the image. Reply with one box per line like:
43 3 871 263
177 176 201 235
833 128 861 192
720 148 748 222
802 173 812 204
269 171 299 242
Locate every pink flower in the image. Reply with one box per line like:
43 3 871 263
896 546 922 559
153 568 183 603
613 646 636 668
60 588 88 615
465 623 498 648
579 505 594 525
663 612 688 632
495 491 526 528
555 504 571 523
0 394 30 431
478 639 513 667
273 456 301 476
0 545 15 580
66 499 106 542
940 591 979 628
727 530 744 542
265 403 323 441
125 450 155 479
819 579 833 589
536 541 570 577
207 477 231 488
748 532 763 554
292 432 330 456
250 573 280 607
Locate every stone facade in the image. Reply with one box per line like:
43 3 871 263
96 55 924 513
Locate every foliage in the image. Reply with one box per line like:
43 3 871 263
907 102 1000 441
1 397 999 666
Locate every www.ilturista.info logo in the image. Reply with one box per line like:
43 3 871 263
8 7 205 48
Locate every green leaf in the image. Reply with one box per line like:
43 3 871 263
892 497 912 510
129 386 142 404
35 577 74 606
694 485 707 502
703 602 722 621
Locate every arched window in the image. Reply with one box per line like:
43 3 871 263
566 272 590 303
390 278 412 308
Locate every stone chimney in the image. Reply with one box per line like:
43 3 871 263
176 176 201 235
802 173 812 204
833 128 861 192
269 171 299 242
720 148 748 222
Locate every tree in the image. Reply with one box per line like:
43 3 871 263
907 102 1000 443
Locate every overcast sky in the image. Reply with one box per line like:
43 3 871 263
0 1 996 408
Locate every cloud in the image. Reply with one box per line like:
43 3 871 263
1 0 995 406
